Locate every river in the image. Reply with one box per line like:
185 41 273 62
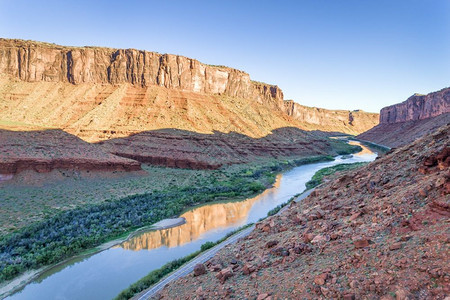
7 141 377 300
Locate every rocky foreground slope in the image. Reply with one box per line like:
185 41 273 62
358 88 450 148
283 100 379 135
157 124 449 299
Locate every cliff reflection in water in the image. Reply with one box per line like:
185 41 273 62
348 141 372 156
120 175 282 251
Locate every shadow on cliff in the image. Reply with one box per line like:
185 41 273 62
0 129 142 177
1 126 354 176
96 127 348 170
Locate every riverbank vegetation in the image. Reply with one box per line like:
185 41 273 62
1 151 359 283
352 138 390 152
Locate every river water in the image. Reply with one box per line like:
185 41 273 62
7 141 377 300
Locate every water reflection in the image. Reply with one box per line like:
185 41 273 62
348 140 373 156
121 175 281 250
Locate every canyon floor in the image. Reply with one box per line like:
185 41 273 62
156 124 450 299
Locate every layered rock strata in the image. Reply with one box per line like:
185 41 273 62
0 38 283 106
0 38 374 175
380 88 449 123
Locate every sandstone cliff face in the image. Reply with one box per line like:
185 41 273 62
379 88 450 124
0 39 294 143
0 39 283 106
358 87 450 148
283 100 379 135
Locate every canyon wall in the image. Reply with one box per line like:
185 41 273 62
0 38 283 107
0 39 294 143
379 88 450 124
283 100 379 135
0 38 379 140
358 87 450 148
0 38 369 176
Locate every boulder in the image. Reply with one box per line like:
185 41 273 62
193 263 207 276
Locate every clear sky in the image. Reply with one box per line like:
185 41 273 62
0 0 449 112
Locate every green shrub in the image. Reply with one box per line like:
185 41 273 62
200 241 215 251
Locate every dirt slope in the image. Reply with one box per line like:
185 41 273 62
157 124 450 299
0 76 297 142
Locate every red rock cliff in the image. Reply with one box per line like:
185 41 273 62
0 38 283 106
380 88 450 124
358 87 450 148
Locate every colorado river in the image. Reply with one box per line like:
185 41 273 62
7 141 377 300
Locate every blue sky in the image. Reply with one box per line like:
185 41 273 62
1 0 449 112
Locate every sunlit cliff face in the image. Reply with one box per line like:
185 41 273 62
120 175 282 251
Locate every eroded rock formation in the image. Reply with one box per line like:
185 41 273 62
99 127 339 170
380 88 449 124
0 38 371 176
358 87 450 148
0 39 296 143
